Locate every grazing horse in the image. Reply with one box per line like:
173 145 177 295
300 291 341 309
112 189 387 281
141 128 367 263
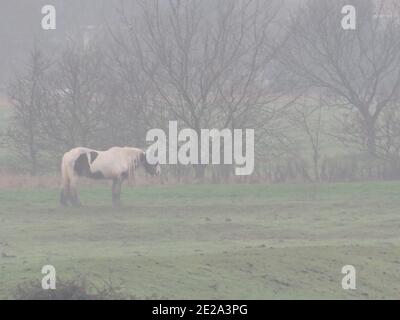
60 147 160 206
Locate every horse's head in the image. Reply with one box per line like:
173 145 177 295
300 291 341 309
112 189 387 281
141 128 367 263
140 152 161 176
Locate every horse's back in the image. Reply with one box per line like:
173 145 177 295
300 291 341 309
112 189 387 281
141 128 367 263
92 147 143 178
62 146 144 180
62 147 92 166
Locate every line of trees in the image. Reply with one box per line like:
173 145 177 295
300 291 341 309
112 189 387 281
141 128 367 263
5 0 400 182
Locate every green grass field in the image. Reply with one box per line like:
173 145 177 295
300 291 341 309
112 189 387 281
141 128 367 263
1 182 400 299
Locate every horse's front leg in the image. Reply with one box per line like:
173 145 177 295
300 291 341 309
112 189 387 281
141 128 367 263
112 178 122 207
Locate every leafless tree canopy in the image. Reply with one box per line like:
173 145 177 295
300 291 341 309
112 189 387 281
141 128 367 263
4 0 400 182
280 0 400 157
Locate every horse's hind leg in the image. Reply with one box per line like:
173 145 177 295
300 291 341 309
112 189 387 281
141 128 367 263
60 177 72 206
60 164 71 206
69 178 82 207
70 188 81 207
60 188 69 206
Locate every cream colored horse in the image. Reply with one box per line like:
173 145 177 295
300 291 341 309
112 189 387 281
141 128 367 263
60 147 160 206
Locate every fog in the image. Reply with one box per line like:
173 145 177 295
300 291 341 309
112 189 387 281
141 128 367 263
1 0 400 301
0 0 306 91
0 0 120 89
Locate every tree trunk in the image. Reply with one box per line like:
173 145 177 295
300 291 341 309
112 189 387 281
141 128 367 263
313 152 320 182
364 115 377 156
28 129 37 176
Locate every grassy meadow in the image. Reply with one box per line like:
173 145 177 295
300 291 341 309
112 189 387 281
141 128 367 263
1 182 400 299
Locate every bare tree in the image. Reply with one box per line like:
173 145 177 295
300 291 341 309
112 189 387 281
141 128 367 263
288 96 325 182
280 0 400 156
7 46 50 174
38 37 110 155
113 0 285 179
378 103 400 157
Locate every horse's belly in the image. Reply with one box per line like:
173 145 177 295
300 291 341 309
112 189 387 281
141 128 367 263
92 165 125 179
90 151 127 179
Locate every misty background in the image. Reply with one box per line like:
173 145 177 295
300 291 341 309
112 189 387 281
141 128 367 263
2 0 400 301
1 0 399 184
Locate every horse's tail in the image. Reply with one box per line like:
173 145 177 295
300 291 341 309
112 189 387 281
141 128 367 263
60 153 71 205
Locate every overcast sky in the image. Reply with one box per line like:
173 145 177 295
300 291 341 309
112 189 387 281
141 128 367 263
0 0 121 90
0 0 304 92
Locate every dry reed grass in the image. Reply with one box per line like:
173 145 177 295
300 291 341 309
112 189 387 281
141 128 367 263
0 171 173 189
